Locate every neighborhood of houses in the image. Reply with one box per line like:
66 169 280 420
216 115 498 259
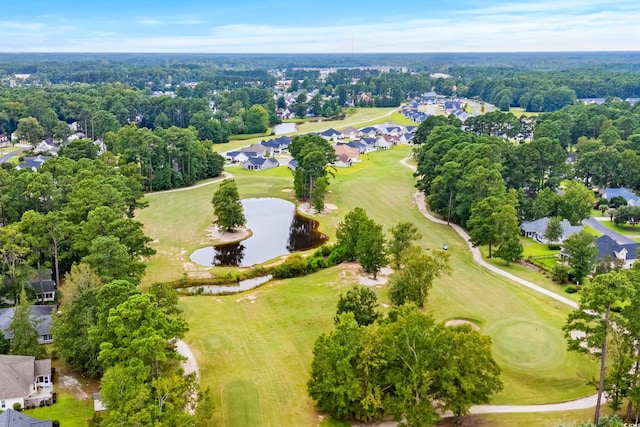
222 123 418 172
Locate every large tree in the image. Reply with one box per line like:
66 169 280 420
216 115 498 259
335 207 370 262
563 230 598 284
15 116 45 147
9 288 44 357
52 286 102 376
355 218 387 279
433 324 503 423
565 271 634 424
387 222 422 269
335 286 380 327
289 134 336 199
211 179 246 232
307 312 365 420
389 246 450 308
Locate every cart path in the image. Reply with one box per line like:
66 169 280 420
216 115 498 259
400 156 577 309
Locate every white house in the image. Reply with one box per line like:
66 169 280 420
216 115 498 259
0 355 53 410
520 217 583 244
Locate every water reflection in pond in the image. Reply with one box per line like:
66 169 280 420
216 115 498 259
190 198 327 267
185 275 273 295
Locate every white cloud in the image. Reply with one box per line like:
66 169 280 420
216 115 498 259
0 22 46 31
2 3 640 53
138 18 162 25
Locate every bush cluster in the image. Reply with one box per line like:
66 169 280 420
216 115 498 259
273 245 343 279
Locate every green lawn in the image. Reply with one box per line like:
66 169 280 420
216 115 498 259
509 107 542 117
23 388 94 426
142 145 597 426
597 219 640 239
436 405 613 427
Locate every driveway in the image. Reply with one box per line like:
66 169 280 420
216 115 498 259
0 147 28 164
582 217 634 244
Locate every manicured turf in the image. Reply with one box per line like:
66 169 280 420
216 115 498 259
597 219 640 239
509 107 542 117
23 389 94 427
436 406 612 427
144 144 598 426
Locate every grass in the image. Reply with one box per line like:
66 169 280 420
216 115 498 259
509 107 542 117
436 405 613 427
228 129 272 140
22 388 94 426
478 246 579 303
142 145 601 426
597 219 640 237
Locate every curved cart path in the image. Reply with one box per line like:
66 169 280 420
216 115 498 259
400 156 577 309
399 156 601 417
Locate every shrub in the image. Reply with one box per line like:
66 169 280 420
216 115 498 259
12 402 21 411
40 401 45 407
547 244 561 250
565 285 579 294
307 256 328 272
273 254 308 279
313 245 332 257
552 264 570 283
327 244 348 265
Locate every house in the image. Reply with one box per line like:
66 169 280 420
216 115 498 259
520 217 583 244
288 159 299 171
241 144 270 158
242 157 279 171
28 269 56 303
333 144 359 163
359 127 380 138
93 139 107 156
337 140 371 154
399 133 414 144
261 136 291 153
333 154 353 167
384 126 403 136
0 133 9 148
604 187 640 206
15 155 51 172
319 128 341 141
340 127 361 139
595 235 640 269
406 126 418 134
376 135 399 149
0 355 53 410
35 140 59 156
0 408 52 426
0 306 55 344
66 132 85 143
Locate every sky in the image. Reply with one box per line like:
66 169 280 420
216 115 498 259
1 0 639 53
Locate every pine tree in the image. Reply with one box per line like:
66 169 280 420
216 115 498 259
9 288 43 357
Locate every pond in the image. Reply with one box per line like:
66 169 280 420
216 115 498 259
271 122 297 135
184 275 273 295
190 198 327 267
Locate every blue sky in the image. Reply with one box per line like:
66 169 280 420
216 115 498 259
1 0 638 52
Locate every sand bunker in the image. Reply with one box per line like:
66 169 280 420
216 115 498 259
445 319 480 330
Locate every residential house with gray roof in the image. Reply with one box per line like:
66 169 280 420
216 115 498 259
520 217 583 244
0 355 53 411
